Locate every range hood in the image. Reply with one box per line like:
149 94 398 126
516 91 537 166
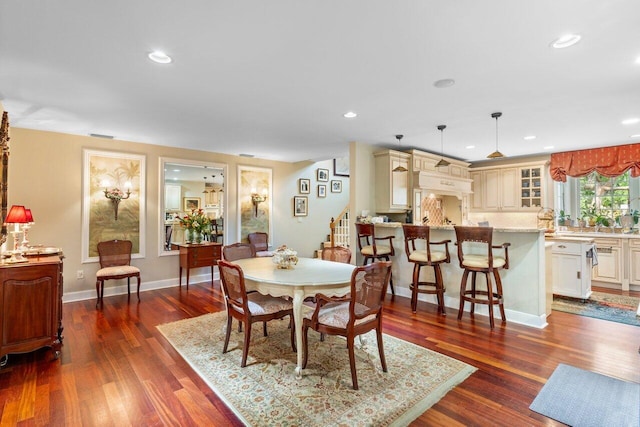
413 171 473 199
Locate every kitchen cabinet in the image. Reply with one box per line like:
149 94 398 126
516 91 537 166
519 166 543 209
165 184 181 211
629 239 640 286
374 150 411 213
469 171 484 210
0 256 64 366
550 238 594 299
592 237 622 284
483 168 518 211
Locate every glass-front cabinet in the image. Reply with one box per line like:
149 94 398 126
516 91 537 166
520 166 543 209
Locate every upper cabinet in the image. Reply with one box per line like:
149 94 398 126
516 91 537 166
165 184 181 211
374 150 411 213
470 161 549 212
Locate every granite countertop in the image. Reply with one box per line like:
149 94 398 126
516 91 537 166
372 222 542 233
548 231 640 239
545 235 595 243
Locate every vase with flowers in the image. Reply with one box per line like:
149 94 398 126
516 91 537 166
176 209 211 244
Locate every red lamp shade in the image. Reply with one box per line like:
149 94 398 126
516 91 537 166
25 208 34 223
5 205 28 224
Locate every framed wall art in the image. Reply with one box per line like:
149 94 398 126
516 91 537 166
183 197 201 211
316 168 329 182
331 180 342 193
317 185 326 198
299 178 310 194
333 157 349 177
238 165 272 242
82 149 146 262
293 196 308 216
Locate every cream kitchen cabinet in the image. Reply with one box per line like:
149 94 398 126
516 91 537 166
483 168 518 211
165 184 181 211
469 171 484 210
374 150 411 213
629 239 640 286
592 237 623 284
550 238 594 299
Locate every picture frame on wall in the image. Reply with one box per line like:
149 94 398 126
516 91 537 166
183 197 201 211
333 157 349 177
299 178 310 194
331 180 342 193
317 168 329 182
318 184 326 198
293 196 308 216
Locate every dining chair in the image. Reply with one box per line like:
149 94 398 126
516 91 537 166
302 261 392 390
402 224 451 315
321 245 352 264
247 232 273 257
95 239 141 307
211 219 223 243
355 223 395 295
454 226 510 329
218 259 296 367
223 243 256 261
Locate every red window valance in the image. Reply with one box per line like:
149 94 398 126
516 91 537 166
550 143 640 182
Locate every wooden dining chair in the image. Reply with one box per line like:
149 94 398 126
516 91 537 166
302 261 392 390
223 243 256 261
248 232 273 257
321 246 352 264
95 240 141 307
218 259 296 367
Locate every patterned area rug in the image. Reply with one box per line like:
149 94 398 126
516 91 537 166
552 291 640 326
157 312 476 426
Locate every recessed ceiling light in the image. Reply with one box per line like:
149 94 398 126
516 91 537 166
635 57 640 65
433 79 455 88
148 50 172 64
630 134 640 138
551 34 581 49
523 135 537 141
465 145 475 149
543 145 554 150
343 111 357 118
622 118 639 125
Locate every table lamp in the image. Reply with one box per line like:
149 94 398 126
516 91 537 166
5 205 29 263
21 208 34 249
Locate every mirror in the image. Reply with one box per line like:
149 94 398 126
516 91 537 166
159 157 227 255
0 112 9 249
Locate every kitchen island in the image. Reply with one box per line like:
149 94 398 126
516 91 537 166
370 223 548 328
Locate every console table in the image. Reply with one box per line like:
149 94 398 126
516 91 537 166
0 255 64 367
171 242 222 288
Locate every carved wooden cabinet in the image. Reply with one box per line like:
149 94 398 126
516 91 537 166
0 256 64 365
172 242 222 288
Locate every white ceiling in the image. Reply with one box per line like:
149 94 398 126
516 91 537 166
1 1 639 163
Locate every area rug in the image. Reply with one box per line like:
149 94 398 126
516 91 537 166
530 363 640 427
552 291 640 326
157 311 476 426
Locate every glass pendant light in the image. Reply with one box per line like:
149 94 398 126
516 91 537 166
435 125 450 167
487 112 505 159
392 134 408 172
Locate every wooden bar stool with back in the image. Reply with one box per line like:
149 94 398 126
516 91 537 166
355 223 395 296
454 226 510 328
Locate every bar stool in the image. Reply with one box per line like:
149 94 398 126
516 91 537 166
355 223 395 295
454 226 510 329
402 224 451 315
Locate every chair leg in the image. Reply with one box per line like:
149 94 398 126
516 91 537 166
485 272 495 329
347 335 358 390
223 315 233 353
127 277 131 298
458 269 469 320
263 321 268 337
470 272 477 314
137 275 141 301
376 326 387 373
411 263 420 312
434 264 446 315
241 320 252 367
96 280 102 307
383 255 395 296
494 270 506 321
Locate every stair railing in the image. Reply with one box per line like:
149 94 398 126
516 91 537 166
329 206 350 247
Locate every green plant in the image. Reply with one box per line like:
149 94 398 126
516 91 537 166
557 210 571 226
595 214 611 227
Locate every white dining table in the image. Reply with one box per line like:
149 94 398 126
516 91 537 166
233 256 356 377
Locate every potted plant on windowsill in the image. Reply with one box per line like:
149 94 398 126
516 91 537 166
557 210 571 227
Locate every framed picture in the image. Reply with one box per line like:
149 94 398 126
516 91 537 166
299 178 310 194
331 180 342 193
237 165 272 242
293 196 308 216
318 184 326 198
317 168 329 182
82 149 146 262
183 197 201 211
333 157 349 177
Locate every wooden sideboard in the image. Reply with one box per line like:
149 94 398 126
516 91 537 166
0 255 64 367
171 242 222 288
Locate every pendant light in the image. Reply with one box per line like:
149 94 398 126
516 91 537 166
435 125 450 167
487 112 505 159
392 134 408 172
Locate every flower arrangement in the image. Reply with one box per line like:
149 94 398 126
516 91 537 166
272 245 298 269
176 209 211 243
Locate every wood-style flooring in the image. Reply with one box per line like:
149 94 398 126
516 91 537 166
1 283 638 426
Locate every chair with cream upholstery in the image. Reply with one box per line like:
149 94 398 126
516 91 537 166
302 261 392 390
454 226 510 329
402 224 451 315
321 246 352 264
247 232 273 257
354 223 395 295
218 259 296 367
96 240 141 307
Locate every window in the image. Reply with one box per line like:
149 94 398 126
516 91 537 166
578 171 630 222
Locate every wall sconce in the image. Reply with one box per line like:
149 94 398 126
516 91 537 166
4 205 29 263
102 180 132 220
251 188 268 217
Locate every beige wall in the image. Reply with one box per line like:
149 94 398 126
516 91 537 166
6 122 349 300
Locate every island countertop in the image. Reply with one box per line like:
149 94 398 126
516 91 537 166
373 222 543 233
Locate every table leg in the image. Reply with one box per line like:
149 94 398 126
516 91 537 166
179 267 182 287
292 289 304 378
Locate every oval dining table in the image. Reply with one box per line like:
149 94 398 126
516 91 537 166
233 256 356 377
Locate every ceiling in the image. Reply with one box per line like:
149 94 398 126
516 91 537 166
1 1 639 163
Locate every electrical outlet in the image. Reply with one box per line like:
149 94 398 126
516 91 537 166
76 270 84 280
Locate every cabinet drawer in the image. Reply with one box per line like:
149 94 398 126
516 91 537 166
629 238 640 248
593 238 622 248
552 242 582 255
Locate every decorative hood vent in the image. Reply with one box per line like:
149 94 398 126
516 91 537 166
413 171 473 200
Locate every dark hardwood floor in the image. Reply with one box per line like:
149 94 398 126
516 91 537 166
1 282 638 426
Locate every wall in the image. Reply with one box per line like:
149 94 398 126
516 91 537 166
6 122 348 300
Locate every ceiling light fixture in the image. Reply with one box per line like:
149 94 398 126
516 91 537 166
148 51 172 64
551 34 581 49
543 145 555 150
487 112 505 159
435 125 450 167
343 111 357 118
392 134 408 172
523 135 537 141
622 118 640 125
465 145 475 149
433 78 455 88
630 134 640 138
